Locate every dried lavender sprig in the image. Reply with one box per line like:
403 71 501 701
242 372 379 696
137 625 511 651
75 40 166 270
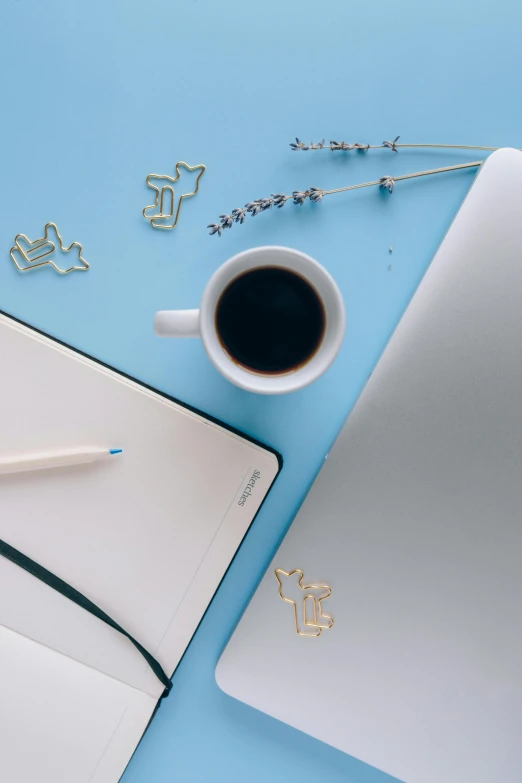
207 160 481 236
290 137 372 151
322 161 481 196
289 136 512 153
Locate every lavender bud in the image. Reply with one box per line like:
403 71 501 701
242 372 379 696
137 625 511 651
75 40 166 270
231 207 246 224
219 214 234 229
290 137 308 151
309 187 324 203
258 198 273 211
245 201 262 216
379 175 395 193
207 223 222 236
382 135 400 153
271 193 287 208
292 190 308 205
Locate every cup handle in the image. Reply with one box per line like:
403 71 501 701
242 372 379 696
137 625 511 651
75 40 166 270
154 309 200 338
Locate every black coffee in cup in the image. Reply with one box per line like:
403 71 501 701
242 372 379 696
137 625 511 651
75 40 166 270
215 267 325 374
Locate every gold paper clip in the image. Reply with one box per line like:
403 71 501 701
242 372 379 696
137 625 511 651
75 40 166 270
142 161 206 230
10 223 89 275
275 568 334 637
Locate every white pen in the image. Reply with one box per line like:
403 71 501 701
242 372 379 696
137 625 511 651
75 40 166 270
0 447 123 476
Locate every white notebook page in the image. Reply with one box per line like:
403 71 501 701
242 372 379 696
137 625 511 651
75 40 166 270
0 313 279 698
0 623 157 783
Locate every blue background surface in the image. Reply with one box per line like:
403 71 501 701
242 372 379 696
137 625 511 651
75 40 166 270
1 1 521 780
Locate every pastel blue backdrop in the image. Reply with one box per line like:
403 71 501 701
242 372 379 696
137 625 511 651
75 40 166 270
1 1 520 781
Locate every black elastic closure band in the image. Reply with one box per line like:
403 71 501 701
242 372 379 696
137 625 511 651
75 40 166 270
0 538 172 699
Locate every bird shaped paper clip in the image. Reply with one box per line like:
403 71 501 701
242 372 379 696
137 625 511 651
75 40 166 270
142 161 206 230
275 568 334 637
9 223 89 275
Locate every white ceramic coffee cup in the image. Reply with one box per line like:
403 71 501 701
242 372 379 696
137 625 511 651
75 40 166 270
154 246 345 394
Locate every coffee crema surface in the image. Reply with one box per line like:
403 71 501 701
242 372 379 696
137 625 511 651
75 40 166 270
215 267 326 374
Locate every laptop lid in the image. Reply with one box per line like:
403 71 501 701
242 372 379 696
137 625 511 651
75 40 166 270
216 149 522 783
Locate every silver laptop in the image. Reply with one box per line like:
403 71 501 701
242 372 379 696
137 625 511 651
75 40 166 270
216 148 522 783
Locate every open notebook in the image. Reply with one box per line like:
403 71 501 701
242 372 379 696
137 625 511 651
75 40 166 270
0 312 281 783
